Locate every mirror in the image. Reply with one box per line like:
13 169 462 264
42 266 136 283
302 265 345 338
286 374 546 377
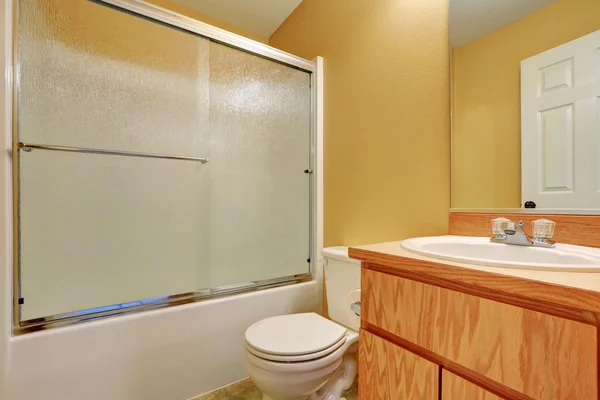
450 0 600 210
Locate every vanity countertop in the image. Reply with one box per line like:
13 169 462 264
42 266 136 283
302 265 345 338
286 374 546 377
349 239 600 325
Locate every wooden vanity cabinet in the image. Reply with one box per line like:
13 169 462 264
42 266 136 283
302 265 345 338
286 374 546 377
359 266 598 400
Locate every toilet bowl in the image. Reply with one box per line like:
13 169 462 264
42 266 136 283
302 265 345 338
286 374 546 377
244 247 361 400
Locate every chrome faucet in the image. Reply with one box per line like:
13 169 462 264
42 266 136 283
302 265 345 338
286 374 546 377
490 218 556 248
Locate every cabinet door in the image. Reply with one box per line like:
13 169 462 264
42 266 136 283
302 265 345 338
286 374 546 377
359 329 438 400
442 370 504 400
362 269 597 399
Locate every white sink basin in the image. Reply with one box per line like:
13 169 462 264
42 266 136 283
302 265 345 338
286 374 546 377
400 236 600 271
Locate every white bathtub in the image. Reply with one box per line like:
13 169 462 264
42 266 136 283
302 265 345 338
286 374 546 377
3 281 319 400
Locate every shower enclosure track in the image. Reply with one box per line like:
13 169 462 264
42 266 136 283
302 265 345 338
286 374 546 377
14 273 312 335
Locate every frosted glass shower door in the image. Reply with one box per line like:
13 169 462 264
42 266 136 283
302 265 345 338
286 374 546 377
18 0 210 321
207 43 311 287
16 0 312 324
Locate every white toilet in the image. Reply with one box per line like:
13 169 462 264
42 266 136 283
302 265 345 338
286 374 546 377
244 246 361 400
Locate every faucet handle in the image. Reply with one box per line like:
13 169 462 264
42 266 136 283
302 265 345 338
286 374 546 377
532 219 556 240
491 218 510 238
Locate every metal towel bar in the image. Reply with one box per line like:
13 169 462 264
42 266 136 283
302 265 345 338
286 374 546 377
17 142 210 164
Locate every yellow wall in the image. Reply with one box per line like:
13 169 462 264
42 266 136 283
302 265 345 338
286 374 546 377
270 0 450 246
452 0 600 208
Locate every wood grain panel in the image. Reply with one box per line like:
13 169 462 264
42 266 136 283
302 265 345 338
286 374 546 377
361 268 437 346
362 269 598 399
449 212 600 248
442 370 504 400
359 329 438 400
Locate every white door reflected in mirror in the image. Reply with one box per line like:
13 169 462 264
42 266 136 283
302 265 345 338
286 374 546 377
521 30 600 209
450 0 600 211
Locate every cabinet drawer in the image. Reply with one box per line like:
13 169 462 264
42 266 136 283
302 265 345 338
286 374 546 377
359 329 438 400
362 268 597 399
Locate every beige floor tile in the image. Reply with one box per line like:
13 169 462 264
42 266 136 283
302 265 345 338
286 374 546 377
194 388 230 400
193 377 358 399
224 378 262 400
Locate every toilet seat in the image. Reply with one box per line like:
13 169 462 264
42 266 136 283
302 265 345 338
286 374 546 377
246 334 347 362
245 313 348 362
245 329 359 372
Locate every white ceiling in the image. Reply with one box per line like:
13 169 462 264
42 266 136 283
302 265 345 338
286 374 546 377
450 0 559 48
172 0 303 38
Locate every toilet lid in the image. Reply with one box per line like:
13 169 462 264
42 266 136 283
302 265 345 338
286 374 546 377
245 313 347 356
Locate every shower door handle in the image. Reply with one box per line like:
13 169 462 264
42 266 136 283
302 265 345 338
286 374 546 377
18 142 211 164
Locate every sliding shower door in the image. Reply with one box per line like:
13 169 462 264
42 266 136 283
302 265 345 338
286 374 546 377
207 42 311 287
16 0 312 325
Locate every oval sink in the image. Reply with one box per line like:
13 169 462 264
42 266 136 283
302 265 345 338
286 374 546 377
400 236 600 271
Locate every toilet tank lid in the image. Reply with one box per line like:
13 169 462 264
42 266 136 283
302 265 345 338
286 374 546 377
322 246 360 264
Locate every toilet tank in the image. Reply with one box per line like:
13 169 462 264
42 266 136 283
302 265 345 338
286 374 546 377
322 246 361 331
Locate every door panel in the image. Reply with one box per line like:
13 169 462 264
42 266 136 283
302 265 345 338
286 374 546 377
362 269 597 399
521 29 600 208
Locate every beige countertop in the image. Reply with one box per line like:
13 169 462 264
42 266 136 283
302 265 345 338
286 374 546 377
351 239 600 294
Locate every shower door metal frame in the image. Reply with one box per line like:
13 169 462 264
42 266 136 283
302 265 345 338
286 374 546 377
7 0 324 334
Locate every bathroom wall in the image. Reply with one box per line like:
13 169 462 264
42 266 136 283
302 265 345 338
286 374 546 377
451 0 600 208
270 0 450 247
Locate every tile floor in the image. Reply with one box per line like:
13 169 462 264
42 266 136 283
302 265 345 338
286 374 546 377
195 377 358 400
